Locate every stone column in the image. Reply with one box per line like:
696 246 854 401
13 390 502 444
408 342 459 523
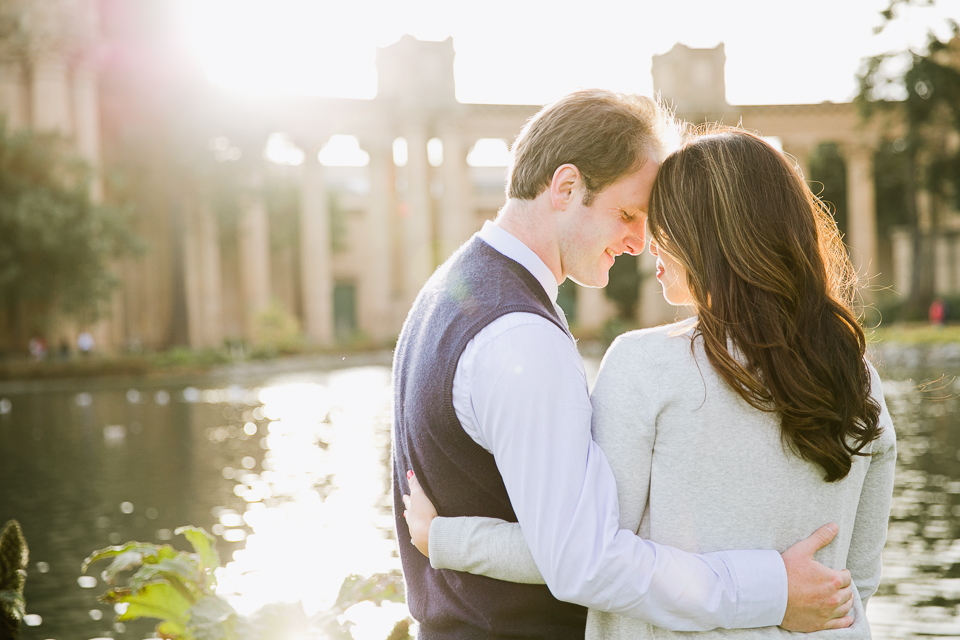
0 63 28 129
184 205 224 349
30 56 71 133
72 60 101 198
299 144 334 346
577 286 614 333
238 177 272 341
845 147 878 288
438 129 473 260
890 227 912 298
358 136 397 342
401 127 434 310
934 235 953 295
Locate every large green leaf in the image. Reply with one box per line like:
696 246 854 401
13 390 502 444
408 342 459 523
103 582 193 628
176 527 220 588
82 541 177 577
129 557 203 596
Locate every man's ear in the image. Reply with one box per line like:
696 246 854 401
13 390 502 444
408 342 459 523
549 164 581 211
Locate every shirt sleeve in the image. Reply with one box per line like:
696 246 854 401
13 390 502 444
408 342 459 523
845 364 897 608
466 318 787 630
429 515 545 584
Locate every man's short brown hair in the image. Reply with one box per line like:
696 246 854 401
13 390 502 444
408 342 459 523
507 89 675 205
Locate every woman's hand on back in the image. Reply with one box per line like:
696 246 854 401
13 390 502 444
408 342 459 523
402 470 437 558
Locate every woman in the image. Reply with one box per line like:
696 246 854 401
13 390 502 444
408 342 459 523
403 129 897 638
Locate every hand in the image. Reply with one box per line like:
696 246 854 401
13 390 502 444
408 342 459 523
780 523 854 631
402 470 437 558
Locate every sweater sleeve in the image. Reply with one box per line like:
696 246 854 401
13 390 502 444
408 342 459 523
428 516 545 584
846 364 897 609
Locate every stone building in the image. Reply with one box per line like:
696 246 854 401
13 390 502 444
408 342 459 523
1 3 947 352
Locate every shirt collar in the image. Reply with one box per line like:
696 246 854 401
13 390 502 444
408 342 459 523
477 220 560 303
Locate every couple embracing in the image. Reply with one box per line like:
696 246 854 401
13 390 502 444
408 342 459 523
391 90 896 639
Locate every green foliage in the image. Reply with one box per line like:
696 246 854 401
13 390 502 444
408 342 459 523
84 526 412 640
856 1 960 311
0 520 28 640
252 300 304 356
0 122 141 333
808 143 848 237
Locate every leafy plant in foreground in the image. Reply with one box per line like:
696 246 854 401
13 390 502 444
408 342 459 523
83 526 411 640
0 520 28 640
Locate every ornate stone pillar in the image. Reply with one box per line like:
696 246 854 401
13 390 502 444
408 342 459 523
72 59 100 197
30 55 71 133
845 147 878 288
438 128 473 260
0 63 28 129
890 227 913 298
238 174 272 341
299 143 334 345
934 235 952 295
401 126 434 310
358 135 397 342
184 205 224 349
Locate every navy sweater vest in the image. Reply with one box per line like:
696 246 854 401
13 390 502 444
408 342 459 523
392 236 588 639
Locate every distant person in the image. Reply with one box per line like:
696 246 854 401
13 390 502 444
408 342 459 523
77 331 95 356
405 129 897 639
58 341 71 360
929 298 947 326
392 91 859 639
28 337 47 361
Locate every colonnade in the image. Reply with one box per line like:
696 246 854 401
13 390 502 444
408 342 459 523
178 126 494 349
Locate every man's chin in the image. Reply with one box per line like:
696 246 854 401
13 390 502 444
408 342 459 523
567 273 609 289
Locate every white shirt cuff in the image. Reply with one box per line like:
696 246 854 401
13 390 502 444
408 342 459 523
717 549 788 628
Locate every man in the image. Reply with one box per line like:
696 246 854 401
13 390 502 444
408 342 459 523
392 90 854 639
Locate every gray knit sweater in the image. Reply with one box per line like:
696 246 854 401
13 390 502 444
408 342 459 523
428 318 896 639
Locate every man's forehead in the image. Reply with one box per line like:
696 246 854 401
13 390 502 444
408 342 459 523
617 161 660 211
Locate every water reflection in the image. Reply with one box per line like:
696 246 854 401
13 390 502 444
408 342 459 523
868 373 960 638
216 369 402 637
1 360 960 639
0 364 403 640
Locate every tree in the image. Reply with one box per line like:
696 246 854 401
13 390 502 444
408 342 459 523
857 0 960 317
0 122 140 352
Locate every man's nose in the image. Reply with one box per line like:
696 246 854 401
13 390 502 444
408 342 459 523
624 225 645 256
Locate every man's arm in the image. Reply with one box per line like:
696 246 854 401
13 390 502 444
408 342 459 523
461 316 851 631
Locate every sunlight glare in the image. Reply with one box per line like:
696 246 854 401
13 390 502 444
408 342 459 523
264 132 305 166
318 135 370 167
219 369 402 639
393 138 408 167
467 139 510 167
427 138 443 167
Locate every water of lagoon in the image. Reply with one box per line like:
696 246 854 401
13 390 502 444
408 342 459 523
0 357 958 640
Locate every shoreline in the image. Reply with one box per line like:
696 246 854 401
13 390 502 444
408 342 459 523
2 323 959 389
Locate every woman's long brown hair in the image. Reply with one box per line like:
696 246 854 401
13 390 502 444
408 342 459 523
648 128 881 482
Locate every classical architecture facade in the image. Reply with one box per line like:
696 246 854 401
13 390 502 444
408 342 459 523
3 3 943 352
